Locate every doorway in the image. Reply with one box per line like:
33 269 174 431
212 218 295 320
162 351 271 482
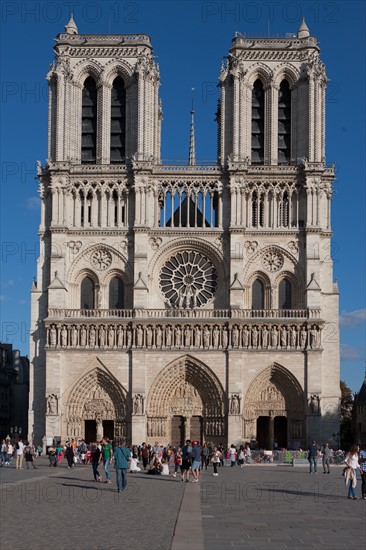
171 416 185 447
103 420 114 441
274 416 287 449
256 416 270 449
85 420 96 443
190 416 203 444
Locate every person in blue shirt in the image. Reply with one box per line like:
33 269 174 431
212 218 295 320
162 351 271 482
191 440 202 482
113 437 132 493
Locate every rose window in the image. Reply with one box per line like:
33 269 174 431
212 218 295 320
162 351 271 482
90 249 112 271
262 251 284 272
159 251 217 308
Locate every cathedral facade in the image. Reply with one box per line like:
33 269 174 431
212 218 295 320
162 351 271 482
29 17 340 449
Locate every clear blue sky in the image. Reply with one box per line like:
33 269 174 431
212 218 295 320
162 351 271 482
1 1 365 392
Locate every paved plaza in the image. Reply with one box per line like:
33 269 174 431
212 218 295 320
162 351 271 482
1 459 365 549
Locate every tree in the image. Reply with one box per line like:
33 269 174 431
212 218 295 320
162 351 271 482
340 380 353 449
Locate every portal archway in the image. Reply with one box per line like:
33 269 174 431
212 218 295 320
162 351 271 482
243 364 305 449
66 368 128 442
146 355 226 446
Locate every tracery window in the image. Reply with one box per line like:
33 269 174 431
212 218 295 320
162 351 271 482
80 276 95 309
278 80 291 165
251 79 265 164
110 77 126 163
109 277 124 309
252 279 264 310
159 183 219 228
81 77 97 164
279 278 292 309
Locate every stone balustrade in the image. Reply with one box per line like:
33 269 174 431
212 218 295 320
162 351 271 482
47 307 320 320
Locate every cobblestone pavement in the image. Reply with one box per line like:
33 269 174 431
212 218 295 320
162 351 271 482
1 460 365 550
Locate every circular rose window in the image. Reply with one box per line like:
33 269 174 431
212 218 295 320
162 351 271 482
159 251 217 308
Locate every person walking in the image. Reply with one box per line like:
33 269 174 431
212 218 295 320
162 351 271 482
308 440 319 474
201 443 210 470
191 440 201 483
24 443 38 469
172 447 182 477
321 442 331 474
101 437 113 483
344 444 362 500
15 439 25 469
229 444 237 467
359 443 366 500
90 443 101 482
1 440 8 465
113 437 131 493
65 443 75 468
180 439 193 483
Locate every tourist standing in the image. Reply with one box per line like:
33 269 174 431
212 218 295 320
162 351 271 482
344 445 362 500
24 443 38 469
113 437 131 493
181 439 193 482
101 437 113 483
15 439 25 469
238 446 245 467
321 442 331 474
229 444 237 467
1 440 8 465
308 440 319 474
202 443 210 470
7 442 13 465
172 447 182 477
359 443 366 500
211 447 222 476
65 443 75 468
191 440 201 482
141 443 150 470
48 445 57 467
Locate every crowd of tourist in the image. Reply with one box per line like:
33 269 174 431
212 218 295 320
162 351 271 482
2 437 365 500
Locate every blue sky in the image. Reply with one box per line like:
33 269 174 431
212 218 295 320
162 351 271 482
0 0 365 392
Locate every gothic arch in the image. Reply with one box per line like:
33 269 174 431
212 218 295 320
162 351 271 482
243 363 305 445
73 60 104 87
103 60 134 87
65 366 128 440
146 355 226 443
272 64 300 89
245 63 272 88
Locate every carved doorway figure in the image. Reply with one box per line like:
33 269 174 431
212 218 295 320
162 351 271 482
147 355 226 446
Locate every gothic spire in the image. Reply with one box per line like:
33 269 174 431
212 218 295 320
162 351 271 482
188 88 196 166
65 14 78 35
297 17 310 39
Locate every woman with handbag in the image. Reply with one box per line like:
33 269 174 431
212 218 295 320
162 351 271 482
211 447 222 476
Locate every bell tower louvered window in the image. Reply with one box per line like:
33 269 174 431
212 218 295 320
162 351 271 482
278 80 291 164
110 77 126 163
81 77 97 164
251 79 264 164
252 279 265 309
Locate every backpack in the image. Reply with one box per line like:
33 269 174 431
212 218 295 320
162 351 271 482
16 442 20 450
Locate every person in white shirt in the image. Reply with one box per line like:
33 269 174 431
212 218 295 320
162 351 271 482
344 444 362 500
16 439 25 469
130 456 141 473
7 443 13 464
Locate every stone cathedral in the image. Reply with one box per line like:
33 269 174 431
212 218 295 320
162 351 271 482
29 16 340 449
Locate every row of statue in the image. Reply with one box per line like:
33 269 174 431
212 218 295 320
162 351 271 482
147 418 167 437
47 323 320 350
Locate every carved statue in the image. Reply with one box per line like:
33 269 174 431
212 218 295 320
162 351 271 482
47 394 58 415
192 288 198 308
61 326 68 347
71 325 78 347
175 326 182 347
213 326 220 348
80 326 87 347
271 326 278 348
230 394 240 415
99 325 105 347
194 326 201 348
108 326 115 347
50 326 57 347
117 325 123 347
252 326 258 348
133 394 144 415
300 326 307 348
203 326 210 348
146 326 153 347
89 326 96 347
185 285 193 309
178 287 185 308
184 326 191 347
309 394 320 415
126 328 132 348
262 326 268 348
232 325 239 347
280 326 287 348
156 326 162 347
165 326 172 347
222 328 228 349
290 326 297 349
137 325 143 347
242 326 249 348
310 325 319 349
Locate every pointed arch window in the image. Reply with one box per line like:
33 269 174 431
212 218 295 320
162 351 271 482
80 276 95 310
81 77 97 164
110 77 126 163
278 80 291 165
252 279 264 310
109 277 124 309
279 278 292 309
251 79 264 164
